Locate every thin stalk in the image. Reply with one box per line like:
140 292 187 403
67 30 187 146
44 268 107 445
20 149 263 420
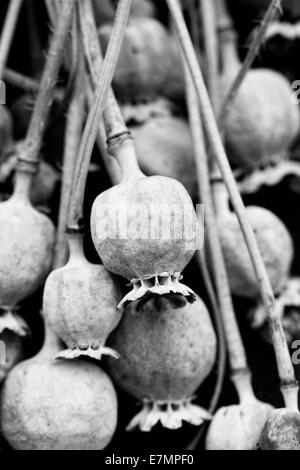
218 0 282 129
79 0 142 182
18 0 75 168
54 61 84 269
0 0 23 80
4 68 64 100
166 0 297 395
45 0 78 76
187 72 248 374
186 1 226 434
199 0 219 113
67 0 133 229
189 0 246 372
188 254 226 451
79 0 128 184
85 81 122 186
78 0 128 139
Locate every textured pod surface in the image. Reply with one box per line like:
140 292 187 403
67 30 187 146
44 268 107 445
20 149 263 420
107 295 217 430
91 176 198 282
130 116 197 198
0 197 55 308
0 331 23 384
219 206 294 298
99 18 184 102
206 401 273 450
259 409 300 450
222 70 300 169
1 358 118 450
44 261 122 359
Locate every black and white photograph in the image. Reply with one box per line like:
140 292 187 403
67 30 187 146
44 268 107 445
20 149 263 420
0 0 300 454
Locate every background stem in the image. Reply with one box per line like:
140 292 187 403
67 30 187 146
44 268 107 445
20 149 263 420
187 71 248 373
54 61 84 269
0 0 23 81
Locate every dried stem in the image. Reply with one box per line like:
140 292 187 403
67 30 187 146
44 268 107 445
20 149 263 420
79 0 143 184
187 72 248 374
18 0 75 167
44 0 59 25
54 62 84 269
218 0 282 129
200 0 219 113
67 0 133 229
0 0 23 81
79 0 130 185
199 0 222 181
85 81 122 186
166 0 297 393
192 0 248 414
186 1 226 444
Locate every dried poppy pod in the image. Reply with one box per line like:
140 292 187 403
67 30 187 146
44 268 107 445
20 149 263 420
259 409 300 450
0 331 23 384
0 326 118 450
99 18 184 104
206 373 273 450
43 230 122 361
107 295 217 431
0 169 55 335
217 202 294 299
219 28 300 170
91 138 199 307
130 115 197 198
